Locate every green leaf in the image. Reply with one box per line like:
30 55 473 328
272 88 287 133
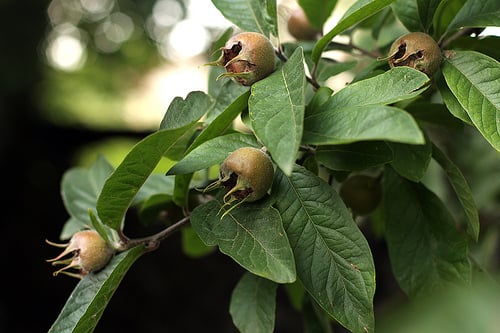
311 0 395 63
211 0 275 36
325 67 430 110
167 133 259 175
436 72 472 124
388 137 431 182
316 142 393 171
249 47 306 175
432 143 480 241
62 156 114 226
160 91 211 129
48 246 146 333
191 200 296 283
97 124 199 230
391 0 441 32
298 0 338 30
303 105 425 145
159 91 211 160
442 51 500 151
272 166 375 333
230 272 278 333
188 90 250 154
383 167 471 297
206 79 249 123
432 0 466 38
181 225 215 258
446 0 500 32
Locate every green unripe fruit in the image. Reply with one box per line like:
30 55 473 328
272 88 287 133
339 175 382 216
388 32 442 77
213 32 276 86
219 147 274 203
287 7 320 41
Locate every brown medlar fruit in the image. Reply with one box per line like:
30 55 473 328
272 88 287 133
287 7 320 41
46 229 115 278
210 32 276 86
387 32 442 76
339 174 382 216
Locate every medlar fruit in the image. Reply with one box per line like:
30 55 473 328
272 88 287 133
46 229 115 278
339 174 382 216
204 147 274 215
210 31 276 86
287 7 320 41
387 32 442 76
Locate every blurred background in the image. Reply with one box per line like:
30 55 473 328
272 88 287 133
1 0 499 332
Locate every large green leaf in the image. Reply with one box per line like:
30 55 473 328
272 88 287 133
446 0 500 33
324 67 430 110
230 272 278 333
392 0 441 32
432 0 466 38
48 246 146 333
442 51 500 151
62 156 114 226
97 124 199 230
432 143 479 241
211 0 275 36
303 105 424 145
249 47 306 175
383 167 471 297
167 133 259 175
316 142 393 171
272 166 375 333
191 200 296 283
436 72 472 125
298 0 338 30
311 0 395 63
388 137 431 182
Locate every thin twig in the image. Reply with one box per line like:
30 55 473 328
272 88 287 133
121 215 191 251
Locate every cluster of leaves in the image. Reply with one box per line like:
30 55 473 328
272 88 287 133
48 0 499 332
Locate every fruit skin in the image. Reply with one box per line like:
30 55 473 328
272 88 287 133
212 32 276 86
219 147 274 203
388 32 442 76
287 7 320 41
339 175 382 216
46 229 115 278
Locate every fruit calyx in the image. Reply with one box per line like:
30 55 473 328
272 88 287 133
46 229 115 279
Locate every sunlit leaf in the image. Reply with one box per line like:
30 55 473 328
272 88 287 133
48 246 145 333
272 166 375 333
230 272 277 333
211 0 275 36
97 124 199 230
191 200 296 283
160 91 211 129
384 167 471 297
432 143 479 241
311 0 395 63
167 133 260 175
324 67 430 110
303 105 424 145
446 0 500 32
249 47 306 175
442 51 500 151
